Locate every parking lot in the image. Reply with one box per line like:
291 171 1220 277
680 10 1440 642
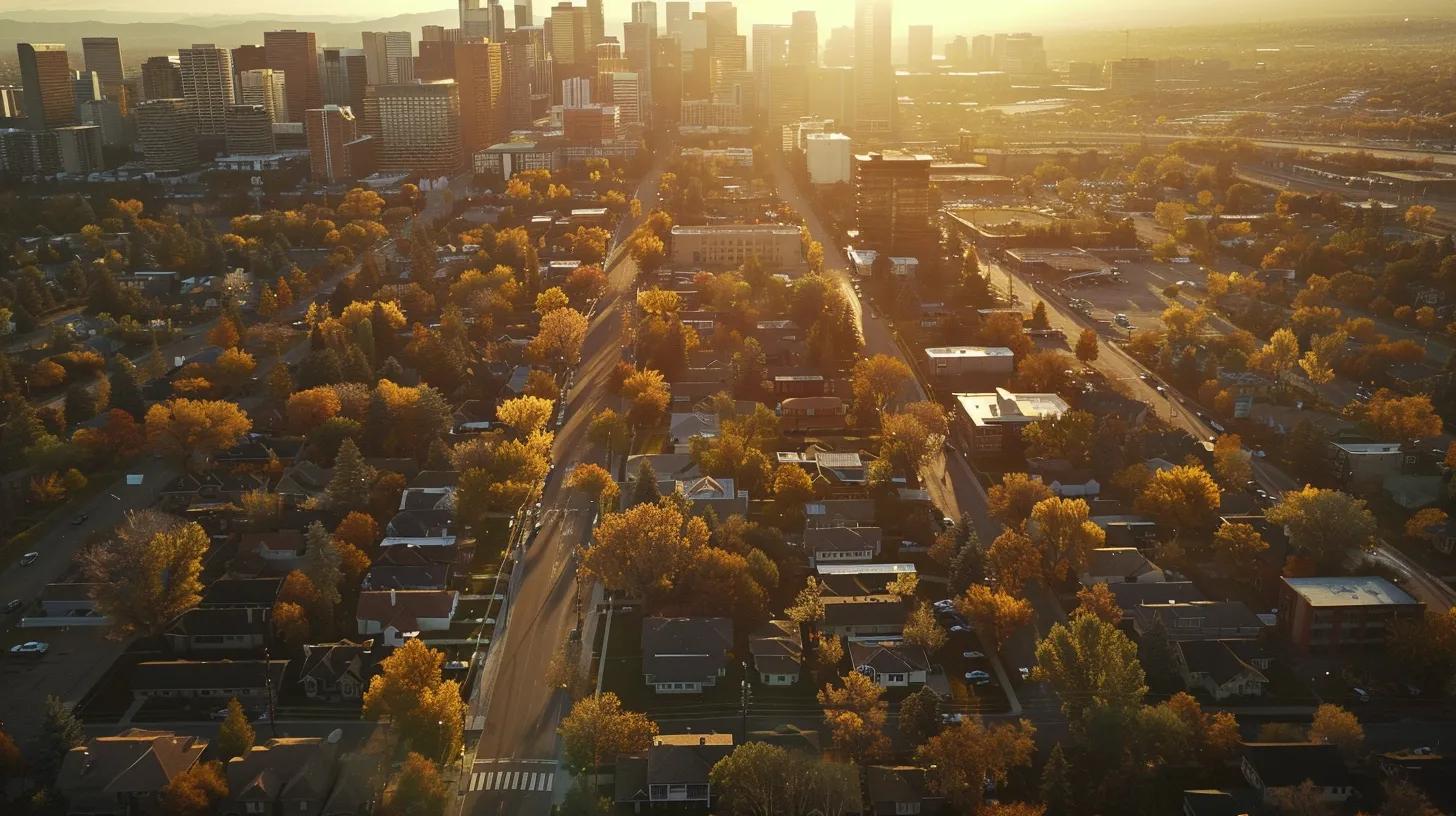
1032 258 1211 335
0 627 127 745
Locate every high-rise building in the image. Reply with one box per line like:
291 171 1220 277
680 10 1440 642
852 0 893 135
178 44 235 136
970 34 994 69
549 2 590 70
997 33 1045 74
141 56 183 101
418 38 458 82
455 39 506 158
514 0 534 28
609 72 641 124
665 1 689 35
362 32 412 86
18 43 77 129
73 71 102 106
81 37 124 89
78 98 129 147
753 24 805 132
855 150 934 257
1067 61 1101 87
306 104 369 181
809 65 852 124
651 35 682 124
631 1 658 34
506 27 550 124
460 0 493 40
789 11 818 68
805 132 851 185
1106 58 1156 97
623 21 654 121
587 0 606 48
0 129 60 175
908 25 933 72
264 30 320 122
1 85 26 118
134 97 198 171
823 26 853 67
944 36 969 69
225 104 275 155
562 76 592 107
232 44 268 76
363 81 461 175
238 68 288 123
53 125 105 173
322 47 368 111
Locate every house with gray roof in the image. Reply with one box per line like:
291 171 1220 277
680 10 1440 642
642 617 734 695
849 641 931 689
749 620 803 686
57 729 208 816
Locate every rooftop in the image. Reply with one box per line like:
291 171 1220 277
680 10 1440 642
670 224 801 235
955 388 1069 426
1283 576 1419 608
925 346 1014 359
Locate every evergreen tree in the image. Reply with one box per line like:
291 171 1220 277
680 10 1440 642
948 529 984 595
109 356 146 418
326 438 374 513
302 520 344 606
36 695 83 783
297 347 343 388
215 697 255 760
377 356 405 384
629 460 661 507
341 344 373 384
1040 744 1074 816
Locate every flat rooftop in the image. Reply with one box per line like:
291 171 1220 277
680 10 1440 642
1284 576 1419 608
955 388 1069 425
671 224 800 235
925 346 1014 359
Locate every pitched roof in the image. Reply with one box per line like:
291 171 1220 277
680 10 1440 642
646 738 733 786
641 617 733 684
355 590 458 632
1108 581 1205 613
167 607 269 638
1084 547 1161 579
821 595 905 628
849 641 931 675
804 526 882 556
866 765 932 804
1178 640 1268 687
200 577 283 608
241 530 305 554
57 730 206 803
299 639 374 684
749 620 803 676
225 736 340 804
1241 743 1350 789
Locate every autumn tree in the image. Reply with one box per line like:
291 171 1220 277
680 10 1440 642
1406 508 1449 546
916 718 1036 812
286 387 343 433
1249 328 1300 388
1309 703 1364 760
528 307 590 369
566 462 620 507
1020 411 1096 467
1361 390 1443 440
709 742 861 816
1034 612 1147 720
621 367 671 428
558 692 658 771
902 602 947 652
1074 329 1099 363
496 395 555 437
160 761 228 816
145 398 252 469
1027 496 1105 582
898 687 943 749
84 511 209 639
956 585 1033 651
817 671 890 763
987 472 1054 528
381 752 449 816
587 407 631 451
850 354 912 421
362 639 466 762
1135 464 1221 535
215 697 254 759
1266 487 1377 568
1012 350 1077 393
335 511 380 554
1211 434 1252 487
581 502 708 602
1073 582 1121 624
987 529 1042 594
1212 520 1270 575
786 577 826 628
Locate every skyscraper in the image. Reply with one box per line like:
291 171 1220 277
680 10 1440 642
231 44 268 77
363 81 461 175
823 26 853 67
73 71 102 106
178 44 235 136
855 150 934 256
135 97 198 171
651 35 682 124
665 1 689 36
550 2 591 95
514 0 534 28
631 1 658 34
944 36 969 69
225 104 275 155
322 47 367 112
970 34 994 69
238 68 288 123
18 43 77 129
908 25 933 71
610 72 641 124
789 11 818 68
997 33 1046 74
264 30 320 122
306 104 363 182
141 56 182 101
460 0 493 40
587 0 606 49
852 0 893 135
455 39 506 158
81 37 124 89
362 32 413 86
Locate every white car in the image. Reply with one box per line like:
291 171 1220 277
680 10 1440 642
962 651 985 659
932 599 956 610
949 624 970 633
964 670 992 685
19 552 39 567
9 641 48 656
1018 667 1032 681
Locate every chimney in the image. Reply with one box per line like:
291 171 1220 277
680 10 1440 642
699 736 706 746
390 588 397 607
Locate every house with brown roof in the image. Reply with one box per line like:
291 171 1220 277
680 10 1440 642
749 620 803 686
219 734 342 816
300 640 376 701
57 729 208 816
642 617 733 695
778 396 847 432
1078 547 1166 587
1176 640 1269 700
804 526 882 565
355 589 459 648
820 595 906 640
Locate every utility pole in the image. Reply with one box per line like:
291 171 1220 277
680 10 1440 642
738 661 752 743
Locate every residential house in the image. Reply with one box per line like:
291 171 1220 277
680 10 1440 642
163 608 270 656
849 642 931 689
625 453 703 484
812 452 868 487
804 499 877 529
677 476 749 519
398 485 455 512
1176 640 1269 700
1133 601 1264 643
56 730 208 816
1078 387 1150 427
240 530 307 574
1182 789 1255 816
1108 582 1206 621
866 765 944 816
1278 576 1423 655
373 541 460 569
1079 547 1166 587
821 595 906 641
749 620 803 686
668 412 720 453
615 734 735 811
816 563 917 597
274 461 332 503
384 509 454 539
1240 743 1354 805
362 559 450 590
130 659 289 704
804 526 883 565
778 396 848 432
642 617 734 694
219 734 341 816
355 589 459 647
773 374 827 398
1027 458 1100 498
299 640 375 701
200 578 283 612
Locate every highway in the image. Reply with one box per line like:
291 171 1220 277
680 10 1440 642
1046 130 1456 168
458 154 668 815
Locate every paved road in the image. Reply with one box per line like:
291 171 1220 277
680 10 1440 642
460 156 669 815
1051 130 1456 168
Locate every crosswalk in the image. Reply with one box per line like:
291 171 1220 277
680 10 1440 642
467 760 558 793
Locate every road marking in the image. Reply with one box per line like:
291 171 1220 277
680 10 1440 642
467 766 559 793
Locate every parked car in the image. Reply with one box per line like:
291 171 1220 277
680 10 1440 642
19 552 39 567
9 641 48 657
941 712 965 724
70 514 88 526
962 651 985 660
964 670 992 685
949 624 970 633
3 600 21 614
1018 667 1032 681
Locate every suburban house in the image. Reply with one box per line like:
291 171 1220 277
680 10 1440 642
56 730 208 816
355 589 460 647
1079 547 1166 587
130 659 289 704
1133 601 1264 643
1176 640 1269 700
1108 582 1206 621
1027 458 1100 498
219 734 342 816
1182 789 1255 816
1240 743 1354 805
240 530 307 574
778 396 848 432
200 577 283 612
299 640 375 702
677 476 749 519
163 607 270 656
811 452 868 486
804 498 878 528
749 620 803 686
816 563 917 596
866 765 944 815
821 595 906 641
953 389 1069 455
849 641 931 689
642 617 734 694
614 734 735 811
1278 576 1423 655
804 526 883 565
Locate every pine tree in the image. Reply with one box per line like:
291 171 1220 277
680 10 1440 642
109 356 146 418
36 695 83 783
1040 744 1074 816
341 344 373 384
302 521 344 606
629 460 661 507
326 438 374 513
948 529 984 595
215 697 255 760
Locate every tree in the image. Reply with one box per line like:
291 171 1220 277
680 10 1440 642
335 511 381 553
1406 507 1449 546
1211 434 1252 487
902 602 947 652
915 718 1036 812
988 529 1042 594
558 692 658 771
145 398 252 469
1020 410 1096 467
621 367 670 428
1212 520 1270 574
1380 779 1443 816
36 694 83 782
528 307 589 367
898 687 943 749
1361 390 1443 440
987 472 1054 528
709 743 861 816
817 671 890 762
215 697 255 759
1027 496 1105 582
84 511 209 639
1250 328 1301 387
581 502 708 601
566 462 619 507
535 286 570 315
1034 613 1147 720
496 395 555 437
160 761 228 816
302 521 344 606
1309 703 1364 760
362 639 465 762
786 576 826 627
1160 303 1208 346
885 572 919 600
1013 350 1077 392
850 354 912 420
1135 464 1221 534
627 459 662 506
286 387 342 433
326 437 374 512
956 585 1033 651
1073 582 1121 624
587 407 631 452
207 316 240 348
1040 744 1074 816
1074 329 1099 363
381 752 449 816
272 601 310 651
1266 487 1377 568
